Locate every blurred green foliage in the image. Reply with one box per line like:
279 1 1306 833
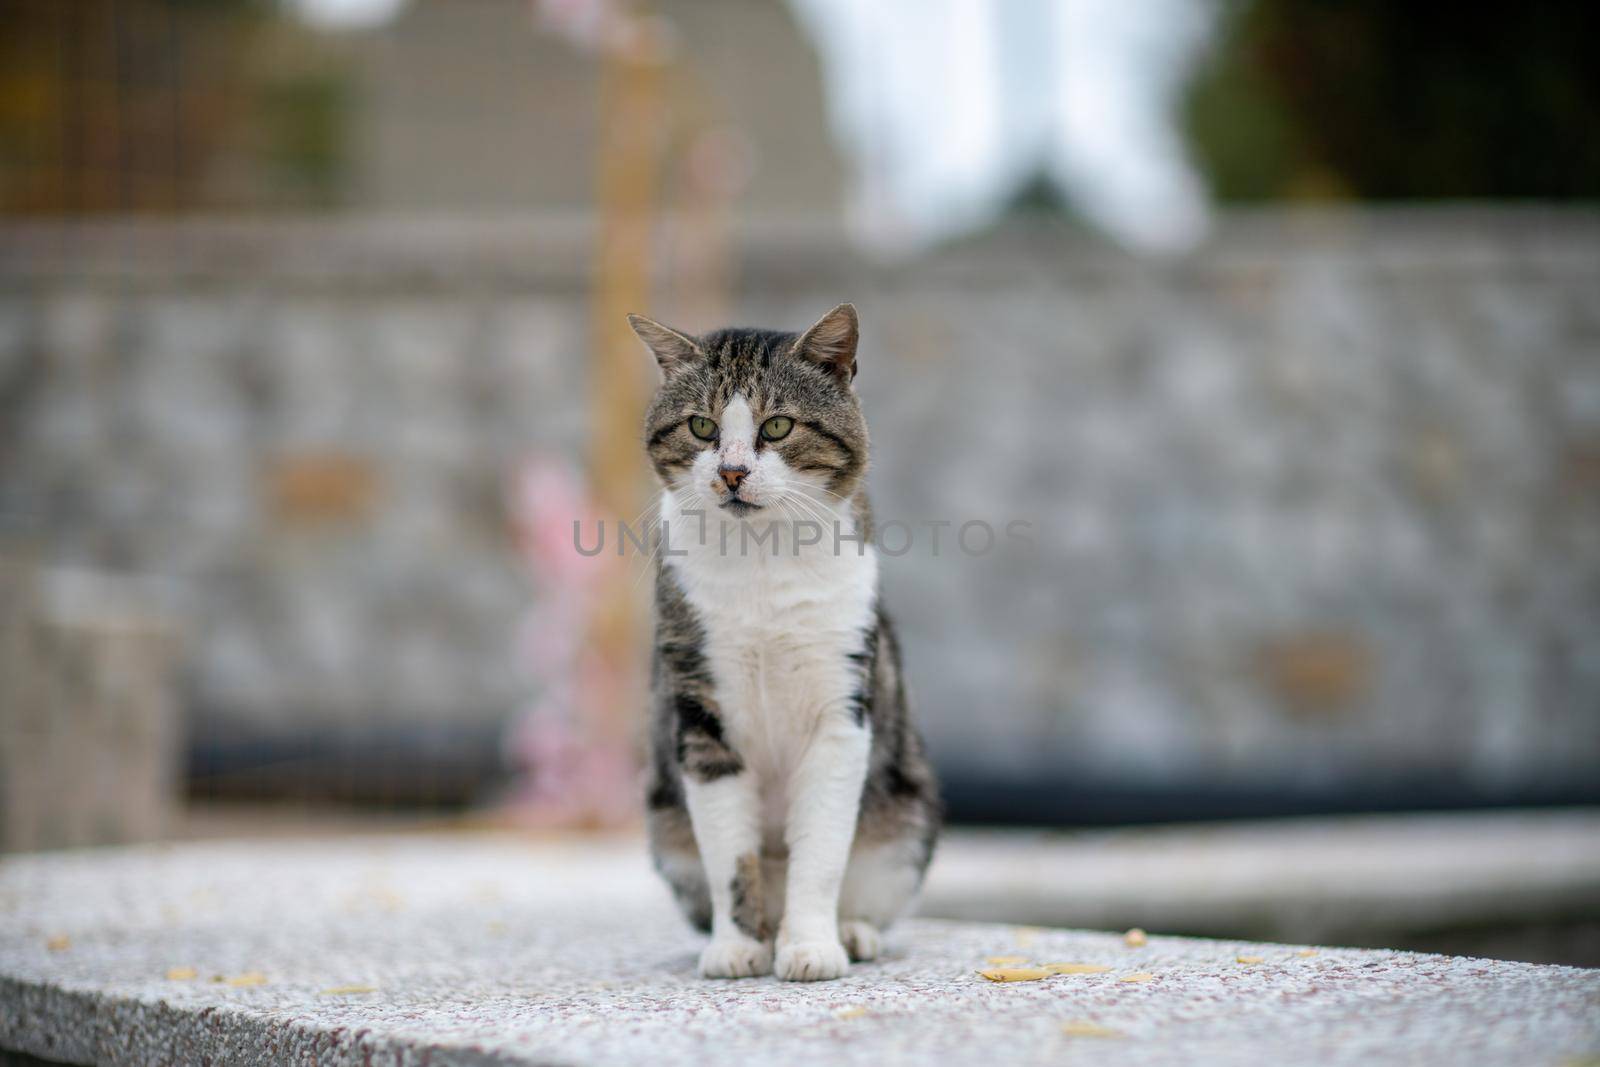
257 74 353 206
1186 0 1600 201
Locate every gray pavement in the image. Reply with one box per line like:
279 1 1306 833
3 829 1599 1066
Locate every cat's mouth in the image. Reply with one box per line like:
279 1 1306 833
720 497 762 516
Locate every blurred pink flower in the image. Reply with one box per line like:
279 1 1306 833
501 455 638 829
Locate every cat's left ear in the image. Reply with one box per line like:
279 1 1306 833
793 303 859 384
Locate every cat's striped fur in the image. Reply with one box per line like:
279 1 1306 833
632 305 940 981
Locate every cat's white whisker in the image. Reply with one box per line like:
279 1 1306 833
781 490 841 535
797 481 851 502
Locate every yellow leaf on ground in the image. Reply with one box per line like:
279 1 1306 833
1042 962 1112 975
369 888 404 912
165 967 198 981
985 955 1028 965
321 985 377 996
1061 1020 1123 1039
225 972 268 987
979 967 1056 982
1123 928 1148 947
1236 956 1264 965
835 1006 868 1019
1296 948 1318 958
1119 972 1155 983
45 936 71 951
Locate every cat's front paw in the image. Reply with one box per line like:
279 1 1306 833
699 935 773 979
775 938 850 981
839 920 881 962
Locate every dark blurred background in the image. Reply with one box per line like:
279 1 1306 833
1 0 1597 857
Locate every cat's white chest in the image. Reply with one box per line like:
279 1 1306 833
661 491 878 788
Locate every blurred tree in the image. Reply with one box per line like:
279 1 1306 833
254 72 352 205
0 0 353 215
1186 0 1600 201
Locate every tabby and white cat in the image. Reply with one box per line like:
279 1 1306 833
631 304 940 982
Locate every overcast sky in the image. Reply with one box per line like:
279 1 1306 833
788 0 1215 253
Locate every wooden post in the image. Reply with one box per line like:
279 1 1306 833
583 15 669 769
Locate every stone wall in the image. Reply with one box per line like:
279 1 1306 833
2 209 1596 800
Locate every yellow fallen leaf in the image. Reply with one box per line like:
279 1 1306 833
1042 962 1112 975
321 985 377 996
1123 928 1148 947
225 972 268 987
985 955 1028 965
979 967 1056 982
165 967 198 981
1061 1020 1123 1039
367 888 404 912
1236 955 1264 965
1296 948 1318 958
1119 972 1155 983
45 935 71 951
835 1006 868 1019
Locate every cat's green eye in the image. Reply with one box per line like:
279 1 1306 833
760 416 794 441
689 415 718 441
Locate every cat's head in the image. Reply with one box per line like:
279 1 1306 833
631 304 868 516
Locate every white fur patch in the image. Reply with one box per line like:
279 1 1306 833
662 482 878 804
718 395 756 468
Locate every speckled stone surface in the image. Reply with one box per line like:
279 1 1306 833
3 834 1598 1066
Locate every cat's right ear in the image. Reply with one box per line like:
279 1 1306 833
627 314 701 377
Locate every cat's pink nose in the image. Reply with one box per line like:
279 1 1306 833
718 466 749 491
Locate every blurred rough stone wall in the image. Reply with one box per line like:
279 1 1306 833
1 210 1596 795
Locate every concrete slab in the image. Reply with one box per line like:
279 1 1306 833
3 834 1598 1066
922 809 1600 945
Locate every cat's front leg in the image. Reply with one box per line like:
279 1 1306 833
683 767 772 978
775 715 871 981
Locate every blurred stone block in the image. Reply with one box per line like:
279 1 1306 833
266 452 378 525
1562 437 1600 492
1257 632 1370 716
0 556 180 853
922 812 1600 959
